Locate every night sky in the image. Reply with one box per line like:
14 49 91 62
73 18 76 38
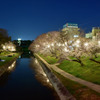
0 0 100 40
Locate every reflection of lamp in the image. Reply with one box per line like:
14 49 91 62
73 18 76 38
8 61 16 71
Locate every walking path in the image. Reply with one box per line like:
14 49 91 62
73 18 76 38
36 54 100 93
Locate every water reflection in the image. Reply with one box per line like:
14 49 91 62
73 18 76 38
0 72 11 86
0 54 60 100
20 53 32 58
0 60 16 86
7 61 16 72
30 57 60 100
30 57 52 87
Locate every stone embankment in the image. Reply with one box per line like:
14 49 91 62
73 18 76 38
35 54 76 100
36 54 100 94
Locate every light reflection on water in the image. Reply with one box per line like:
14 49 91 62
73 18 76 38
30 57 52 87
30 57 60 100
0 55 60 100
7 61 16 72
0 60 16 87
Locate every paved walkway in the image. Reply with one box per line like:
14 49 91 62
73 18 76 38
36 54 100 93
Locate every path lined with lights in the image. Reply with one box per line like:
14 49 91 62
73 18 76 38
36 54 100 93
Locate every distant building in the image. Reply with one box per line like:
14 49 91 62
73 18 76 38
85 32 92 39
63 23 78 28
92 27 100 40
62 23 80 39
85 27 100 40
18 38 22 46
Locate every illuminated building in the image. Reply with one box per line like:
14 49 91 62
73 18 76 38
62 23 80 38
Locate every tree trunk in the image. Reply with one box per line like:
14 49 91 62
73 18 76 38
94 54 98 58
72 57 84 67
90 58 100 64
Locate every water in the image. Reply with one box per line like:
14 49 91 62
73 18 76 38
0 55 59 100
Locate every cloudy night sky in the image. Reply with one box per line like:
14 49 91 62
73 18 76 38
0 0 100 40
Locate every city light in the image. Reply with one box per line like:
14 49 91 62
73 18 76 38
74 35 79 38
18 38 21 41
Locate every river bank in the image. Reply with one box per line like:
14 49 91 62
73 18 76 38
36 53 100 100
35 53 76 100
0 53 20 77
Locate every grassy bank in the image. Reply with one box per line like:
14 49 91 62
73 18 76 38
0 52 20 67
39 54 58 64
53 71 100 100
39 54 100 85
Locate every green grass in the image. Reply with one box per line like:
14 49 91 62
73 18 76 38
0 53 19 66
39 54 100 85
39 54 58 64
58 57 100 85
0 51 11 56
53 71 100 100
